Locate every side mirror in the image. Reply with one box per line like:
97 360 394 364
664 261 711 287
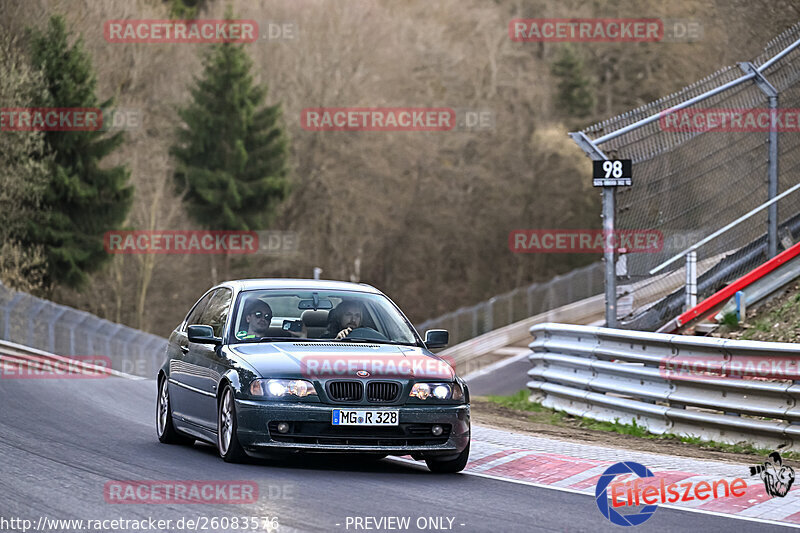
424 329 449 349
187 324 222 345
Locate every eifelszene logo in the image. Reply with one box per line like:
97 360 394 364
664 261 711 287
595 462 658 527
750 452 795 498
596 461 748 526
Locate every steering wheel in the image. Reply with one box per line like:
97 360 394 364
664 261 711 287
346 327 389 341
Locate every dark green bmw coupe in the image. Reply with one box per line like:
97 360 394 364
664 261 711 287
156 279 470 473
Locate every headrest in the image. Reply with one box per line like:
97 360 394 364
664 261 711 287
301 309 329 327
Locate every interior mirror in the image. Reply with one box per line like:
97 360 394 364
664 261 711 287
187 324 222 345
424 329 449 349
298 299 333 310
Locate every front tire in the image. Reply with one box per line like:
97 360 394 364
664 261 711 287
156 376 194 445
217 385 248 463
425 441 470 473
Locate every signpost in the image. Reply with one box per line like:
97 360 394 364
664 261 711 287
592 159 632 187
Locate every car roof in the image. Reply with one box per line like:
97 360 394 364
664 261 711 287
219 278 383 294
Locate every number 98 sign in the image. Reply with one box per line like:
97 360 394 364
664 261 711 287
593 159 632 187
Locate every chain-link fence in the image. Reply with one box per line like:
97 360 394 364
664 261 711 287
0 282 167 377
0 261 602 376
574 23 800 330
415 262 604 345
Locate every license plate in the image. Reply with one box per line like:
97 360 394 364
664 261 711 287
332 409 399 426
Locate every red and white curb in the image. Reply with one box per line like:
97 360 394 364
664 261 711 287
461 425 800 525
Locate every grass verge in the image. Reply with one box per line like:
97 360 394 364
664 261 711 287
483 389 800 460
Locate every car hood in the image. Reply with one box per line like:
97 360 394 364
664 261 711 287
229 342 455 381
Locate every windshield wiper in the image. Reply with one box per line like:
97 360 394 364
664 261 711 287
246 337 419 346
329 338 418 346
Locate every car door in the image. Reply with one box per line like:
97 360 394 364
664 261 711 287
187 287 233 429
168 290 214 424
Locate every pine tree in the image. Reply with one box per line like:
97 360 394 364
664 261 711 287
171 40 289 235
0 34 51 292
551 45 595 118
25 15 133 290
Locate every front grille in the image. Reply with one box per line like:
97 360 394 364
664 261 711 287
268 421 451 446
327 380 363 402
367 381 400 402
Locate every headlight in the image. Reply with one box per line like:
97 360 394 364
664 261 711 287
250 379 317 398
410 383 431 399
410 382 463 401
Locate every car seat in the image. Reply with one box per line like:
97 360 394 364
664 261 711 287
301 310 329 339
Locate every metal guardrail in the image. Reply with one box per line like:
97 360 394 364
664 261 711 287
0 282 167 377
528 323 800 449
0 338 138 379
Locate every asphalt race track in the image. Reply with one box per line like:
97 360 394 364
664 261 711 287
465 355 530 396
0 377 795 533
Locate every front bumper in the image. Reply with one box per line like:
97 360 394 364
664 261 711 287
235 400 470 456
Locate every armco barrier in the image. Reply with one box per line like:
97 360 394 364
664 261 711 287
0 338 139 379
528 323 800 450
0 282 167 377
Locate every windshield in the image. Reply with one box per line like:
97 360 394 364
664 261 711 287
230 289 419 345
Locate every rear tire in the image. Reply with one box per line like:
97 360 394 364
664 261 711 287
156 376 194 445
217 385 248 463
425 441 469 473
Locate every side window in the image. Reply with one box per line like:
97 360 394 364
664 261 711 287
183 291 214 330
200 288 233 337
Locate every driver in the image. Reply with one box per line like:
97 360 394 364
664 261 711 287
236 300 273 340
324 300 366 340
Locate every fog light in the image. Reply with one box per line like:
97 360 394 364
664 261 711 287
277 422 289 433
431 424 443 436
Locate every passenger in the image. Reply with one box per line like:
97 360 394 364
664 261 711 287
236 300 273 339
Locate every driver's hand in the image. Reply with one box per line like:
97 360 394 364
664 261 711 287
335 327 353 340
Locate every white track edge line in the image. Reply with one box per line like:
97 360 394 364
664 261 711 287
387 457 800 529
0 354 143 380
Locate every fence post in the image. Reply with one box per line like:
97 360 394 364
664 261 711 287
570 132 616 327
486 297 495 332
1 293 24 341
768 92 779 258
26 300 47 349
84 319 104 355
685 251 697 310
739 62 779 258
49 308 67 354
